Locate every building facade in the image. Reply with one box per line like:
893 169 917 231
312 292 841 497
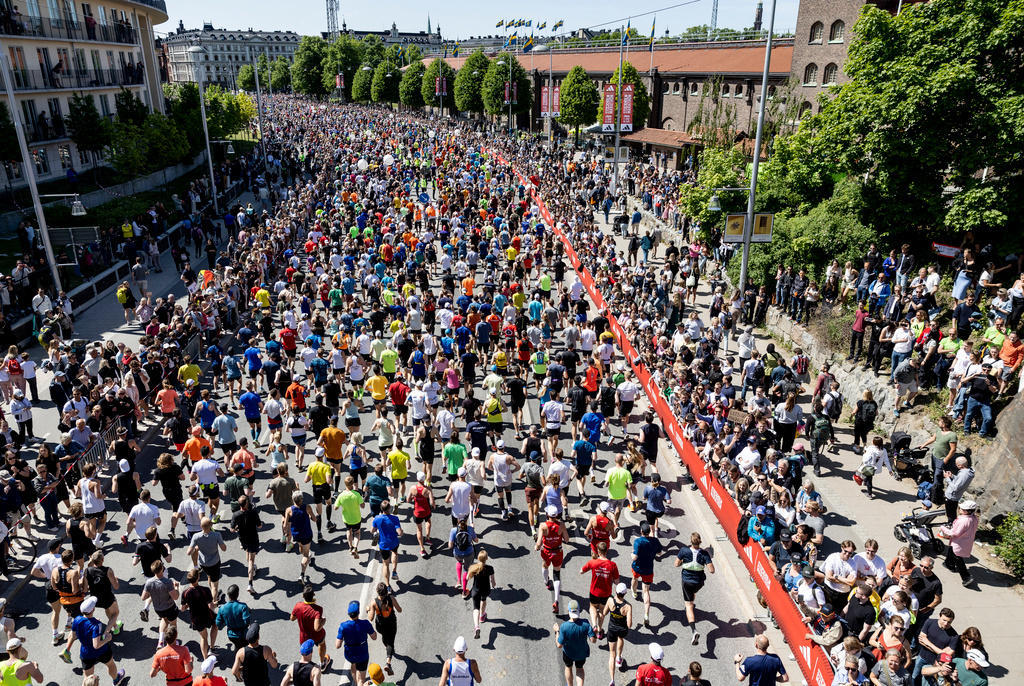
0 0 166 187
162 21 300 89
334 20 442 47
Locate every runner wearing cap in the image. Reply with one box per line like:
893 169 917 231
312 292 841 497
406 471 434 556
1 637 43 685
189 445 225 524
387 437 412 501
171 484 205 542
580 542 619 640
318 415 347 492
279 638 322 686
371 500 402 584
486 440 519 521
284 492 317 584
536 505 569 614
437 636 482 686
584 502 616 555
446 466 473 527
62 595 125 684
605 583 633 682
336 601 377 686
230 623 278 686
554 600 596 686
635 643 671 686
463 447 486 517
674 532 716 646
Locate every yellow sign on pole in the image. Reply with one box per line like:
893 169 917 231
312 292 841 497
722 213 774 243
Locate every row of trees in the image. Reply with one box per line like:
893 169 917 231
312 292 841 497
237 53 292 93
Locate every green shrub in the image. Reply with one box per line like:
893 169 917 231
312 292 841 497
994 513 1024 577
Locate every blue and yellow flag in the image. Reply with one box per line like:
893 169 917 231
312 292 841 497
496 19 504 28
453 42 459 57
552 20 563 31
523 33 534 52
623 19 630 45
397 45 405 60
525 20 531 27
511 31 518 46
538 21 547 30
650 17 656 50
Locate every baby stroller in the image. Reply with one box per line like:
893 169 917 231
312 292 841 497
893 507 947 558
890 432 930 483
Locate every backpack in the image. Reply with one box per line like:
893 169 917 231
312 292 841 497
827 391 844 420
813 414 831 440
736 513 751 546
859 401 878 423
793 355 809 375
752 361 765 381
116 287 128 304
455 528 472 551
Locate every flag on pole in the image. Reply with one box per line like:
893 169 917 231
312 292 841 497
538 21 546 30
525 20 531 27
453 42 460 57
397 45 405 60
650 17 656 50
496 19 504 28
523 33 534 52
443 44 448 58
509 31 518 47
552 20 563 31
623 19 630 45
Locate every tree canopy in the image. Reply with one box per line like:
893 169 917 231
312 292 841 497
399 60 426 109
557 65 599 140
482 52 532 118
291 35 329 97
371 60 401 104
454 50 490 114
422 59 457 114
65 92 109 168
609 62 650 130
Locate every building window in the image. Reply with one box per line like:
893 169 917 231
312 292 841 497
59 145 72 169
829 21 845 42
799 101 813 118
689 82 699 95
722 83 730 97
99 93 110 116
662 82 669 93
809 22 823 43
31 149 49 175
767 85 776 98
6 161 21 181
78 147 90 165
823 63 838 84
803 63 818 85
735 84 744 97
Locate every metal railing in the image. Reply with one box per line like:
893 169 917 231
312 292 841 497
1 14 139 45
0 66 146 93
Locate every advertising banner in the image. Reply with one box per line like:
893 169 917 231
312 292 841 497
541 86 549 116
553 86 560 117
504 81 510 105
601 84 616 131
621 83 634 132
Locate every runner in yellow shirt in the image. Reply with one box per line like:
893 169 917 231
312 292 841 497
304 447 334 541
364 371 388 418
387 438 412 499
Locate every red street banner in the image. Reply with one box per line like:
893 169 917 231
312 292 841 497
601 84 616 131
435 76 441 95
335 74 342 88
512 82 518 104
504 81 510 104
553 86 560 117
442 77 448 96
621 83 634 132
488 148 837 686
541 86 549 116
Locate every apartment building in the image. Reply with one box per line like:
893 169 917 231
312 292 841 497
162 21 299 90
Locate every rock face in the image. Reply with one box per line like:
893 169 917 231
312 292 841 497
967 394 1024 527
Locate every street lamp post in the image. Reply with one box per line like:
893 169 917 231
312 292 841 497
0 38 63 292
247 35 269 173
533 44 554 147
188 44 219 216
497 58 514 134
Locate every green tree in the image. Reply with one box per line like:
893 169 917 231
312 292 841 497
371 60 401 104
421 58 457 114
812 0 1024 237
321 34 366 98
361 34 386 68
291 35 329 97
256 52 271 90
482 52 532 120
114 86 148 126
609 62 650 130
271 56 291 91
64 92 110 170
106 121 147 177
399 60 426 109
237 64 256 91
352 64 373 102
454 50 490 114
167 82 204 154
141 112 188 169
556 65 599 141
676 146 746 234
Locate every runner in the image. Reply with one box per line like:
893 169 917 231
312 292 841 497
466 550 495 640
584 502 616 555
535 505 569 614
635 643 672 686
230 495 263 595
63 596 125 684
486 440 519 521
335 601 377 686
181 568 217 660
630 522 663 626
521 451 545 537
334 475 366 558
371 500 402 584
406 471 434 556
606 583 633 683
580 542 619 640
284 492 316 584
554 600 596 686
289 586 330 672
304 447 333 542
674 532 716 646
366 583 401 677
279 639 323 686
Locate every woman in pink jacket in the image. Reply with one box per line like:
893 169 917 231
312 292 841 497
938 499 979 587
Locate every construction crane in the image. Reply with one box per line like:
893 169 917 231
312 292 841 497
326 0 339 40
709 0 718 39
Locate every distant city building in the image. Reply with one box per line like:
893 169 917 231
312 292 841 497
163 21 301 89
326 20 442 46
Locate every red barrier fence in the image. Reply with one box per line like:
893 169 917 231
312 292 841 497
496 152 835 686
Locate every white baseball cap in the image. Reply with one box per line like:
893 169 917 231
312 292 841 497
649 642 665 661
416 471 425 482
315 447 326 457
471 447 481 456
453 636 468 653
546 505 559 517
81 596 98 614
496 440 505 448
201 656 218 674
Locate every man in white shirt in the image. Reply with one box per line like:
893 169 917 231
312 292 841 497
851 539 889 586
126 491 161 542
408 382 429 425
541 395 564 460
436 403 456 441
736 437 762 475
822 541 858 609
445 468 472 525
615 375 640 433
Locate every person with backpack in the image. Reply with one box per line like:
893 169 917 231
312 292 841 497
448 515 478 597
741 351 764 402
808 401 833 477
822 381 844 444
116 282 137 325
851 390 878 455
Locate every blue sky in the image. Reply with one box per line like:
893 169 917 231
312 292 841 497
157 0 801 41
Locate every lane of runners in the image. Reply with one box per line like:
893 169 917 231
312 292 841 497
6 100 765 686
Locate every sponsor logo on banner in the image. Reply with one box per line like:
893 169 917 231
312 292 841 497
756 558 773 592
553 85 560 116
541 86 549 116
504 81 510 104
442 77 448 96
336 74 343 87
621 83 634 132
602 84 616 131
512 82 518 104
800 646 811 664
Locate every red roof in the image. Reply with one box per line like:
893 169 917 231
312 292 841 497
430 43 792 77
621 129 699 148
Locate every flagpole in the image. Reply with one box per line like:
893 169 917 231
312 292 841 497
613 23 624 196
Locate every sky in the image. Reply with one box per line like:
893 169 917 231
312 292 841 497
156 0 801 42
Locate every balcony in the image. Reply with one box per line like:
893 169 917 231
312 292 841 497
0 14 139 45
1 66 146 92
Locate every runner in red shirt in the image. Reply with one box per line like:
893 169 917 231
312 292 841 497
580 542 619 640
150 626 193 686
388 375 410 432
534 505 568 614
583 502 616 554
635 643 671 686
280 327 298 370
406 471 435 556
290 586 331 671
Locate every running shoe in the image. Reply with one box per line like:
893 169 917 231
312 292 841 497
480 612 487 622
286 541 295 552
552 602 558 613
113 669 126 686
140 609 149 622
691 632 700 646
120 535 128 546
52 633 64 646
58 649 72 664
112 620 123 635
321 657 333 672
474 627 480 639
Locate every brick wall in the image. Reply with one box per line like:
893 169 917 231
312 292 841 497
791 0 875 115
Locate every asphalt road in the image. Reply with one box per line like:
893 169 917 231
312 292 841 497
6 222 767 686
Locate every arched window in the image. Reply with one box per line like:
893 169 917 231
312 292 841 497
823 63 838 84
799 101 813 117
662 82 670 93
672 82 680 93
690 81 699 95
767 85 776 98
809 22 823 43
803 63 818 85
830 21 845 42
735 84 744 97
722 83 730 97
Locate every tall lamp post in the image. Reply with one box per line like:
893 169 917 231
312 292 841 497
0 37 64 292
532 44 553 147
188 44 219 216
708 0 777 291
246 35 269 173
